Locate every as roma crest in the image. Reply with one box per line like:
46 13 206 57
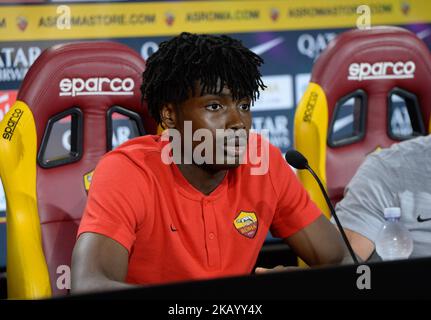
233 211 258 239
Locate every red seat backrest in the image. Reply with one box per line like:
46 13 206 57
311 26 431 203
17 41 156 295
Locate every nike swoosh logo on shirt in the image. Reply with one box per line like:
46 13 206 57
417 215 431 223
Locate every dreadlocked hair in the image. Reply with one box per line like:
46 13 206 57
141 32 266 125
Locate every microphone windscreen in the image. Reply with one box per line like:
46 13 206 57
285 150 308 169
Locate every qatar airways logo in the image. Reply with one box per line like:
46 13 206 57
59 77 135 97
348 61 415 81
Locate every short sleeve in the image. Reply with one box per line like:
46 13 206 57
269 146 322 239
333 154 398 242
77 152 147 252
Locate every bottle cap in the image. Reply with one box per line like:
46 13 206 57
383 207 401 219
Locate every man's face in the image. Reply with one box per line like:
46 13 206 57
165 86 252 170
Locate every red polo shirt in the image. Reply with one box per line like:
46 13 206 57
77 134 321 285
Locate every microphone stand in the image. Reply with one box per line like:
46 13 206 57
305 163 359 264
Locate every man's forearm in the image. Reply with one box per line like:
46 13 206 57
71 275 141 295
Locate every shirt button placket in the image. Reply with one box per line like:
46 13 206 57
202 198 220 268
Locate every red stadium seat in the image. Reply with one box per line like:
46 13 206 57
0 41 156 298
294 26 431 217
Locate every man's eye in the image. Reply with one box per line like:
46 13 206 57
205 104 222 111
239 103 251 111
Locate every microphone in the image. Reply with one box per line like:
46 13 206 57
285 149 359 264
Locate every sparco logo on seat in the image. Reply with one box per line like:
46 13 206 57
59 77 135 97
3 108 23 141
348 61 415 81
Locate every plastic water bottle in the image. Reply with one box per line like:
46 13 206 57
375 207 413 261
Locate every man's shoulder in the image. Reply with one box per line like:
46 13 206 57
102 135 166 170
113 134 164 154
371 135 431 165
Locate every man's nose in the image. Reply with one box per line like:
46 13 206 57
226 106 246 130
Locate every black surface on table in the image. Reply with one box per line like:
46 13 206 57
65 256 431 300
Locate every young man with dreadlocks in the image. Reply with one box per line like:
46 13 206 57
71 32 347 293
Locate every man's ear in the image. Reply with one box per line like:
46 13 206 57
160 103 177 128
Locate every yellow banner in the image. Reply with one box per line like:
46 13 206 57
0 0 430 41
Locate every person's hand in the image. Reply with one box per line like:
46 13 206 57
254 265 301 274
